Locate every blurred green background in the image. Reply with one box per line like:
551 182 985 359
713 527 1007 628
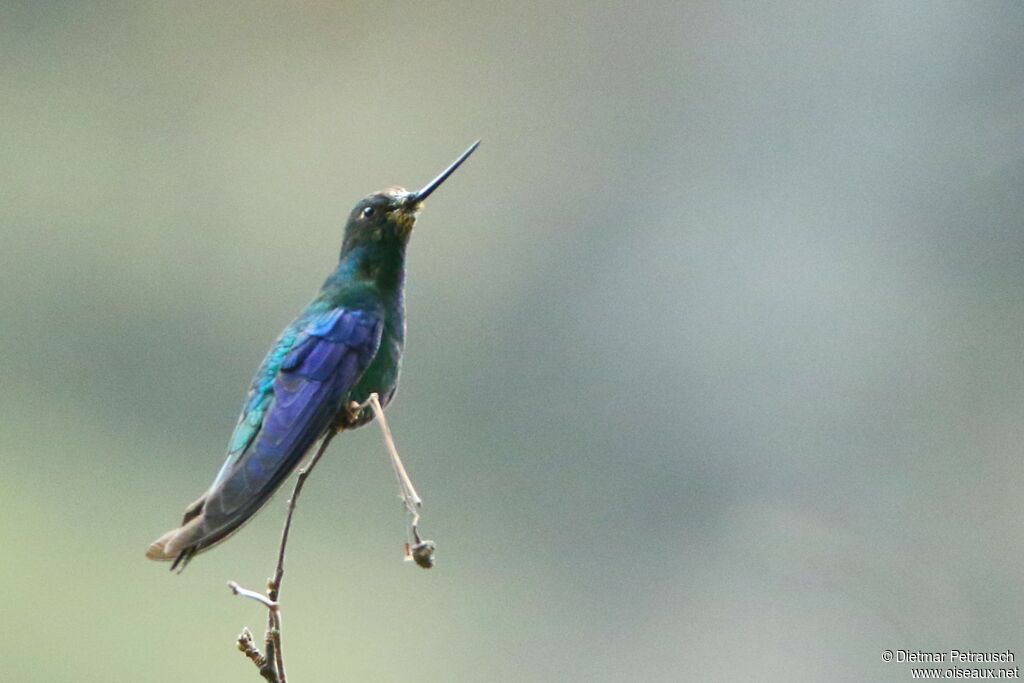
3 2 1023 681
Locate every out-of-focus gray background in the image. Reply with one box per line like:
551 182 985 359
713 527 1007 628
3 2 1022 681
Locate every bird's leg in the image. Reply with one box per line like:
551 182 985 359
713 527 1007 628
349 393 435 568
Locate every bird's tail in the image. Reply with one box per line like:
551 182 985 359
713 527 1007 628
145 494 211 570
145 458 294 570
146 487 278 571
147 488 264 570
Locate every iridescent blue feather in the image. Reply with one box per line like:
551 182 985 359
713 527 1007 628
149 305 382 566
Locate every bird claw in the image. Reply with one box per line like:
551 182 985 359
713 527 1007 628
344 400 362 425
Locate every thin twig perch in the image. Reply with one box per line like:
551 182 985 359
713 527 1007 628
226 392 433 681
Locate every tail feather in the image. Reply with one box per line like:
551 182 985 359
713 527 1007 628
145 477 281 570
146 522 202 570
145 492 216 570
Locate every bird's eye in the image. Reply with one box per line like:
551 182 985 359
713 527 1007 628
361 206 375 219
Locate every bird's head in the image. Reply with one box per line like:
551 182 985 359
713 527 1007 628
342 187 421 252
340 141 479 256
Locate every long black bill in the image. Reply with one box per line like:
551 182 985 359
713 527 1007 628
413 140 481 203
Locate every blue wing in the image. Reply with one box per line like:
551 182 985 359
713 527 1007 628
147 305 383 565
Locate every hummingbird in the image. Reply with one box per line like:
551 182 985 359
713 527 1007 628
146 141 480 570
